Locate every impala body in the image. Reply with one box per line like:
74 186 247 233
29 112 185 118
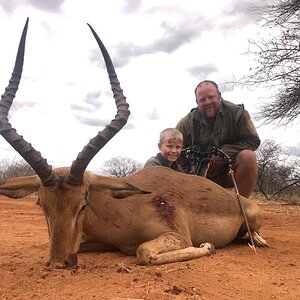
0 19 269 269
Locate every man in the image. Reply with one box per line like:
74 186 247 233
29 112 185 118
176 80 260 198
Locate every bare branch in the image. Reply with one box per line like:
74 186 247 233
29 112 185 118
238 0 300 126
102 156 143 178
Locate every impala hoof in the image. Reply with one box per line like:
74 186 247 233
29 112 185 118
200 242 216 255
47 253 78 269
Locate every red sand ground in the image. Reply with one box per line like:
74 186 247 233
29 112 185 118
0 195 299 300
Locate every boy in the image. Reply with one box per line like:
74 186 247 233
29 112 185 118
144 128 184 172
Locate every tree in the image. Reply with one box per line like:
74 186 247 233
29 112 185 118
102 156 143 178
241 0 300 125
0 158 36 180
255 139 300 199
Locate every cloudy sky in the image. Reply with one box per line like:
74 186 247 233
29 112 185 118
0 0 299 173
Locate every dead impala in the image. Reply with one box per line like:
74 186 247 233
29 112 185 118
0 19 269 269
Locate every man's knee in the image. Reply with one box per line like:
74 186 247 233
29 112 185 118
236 149 257 166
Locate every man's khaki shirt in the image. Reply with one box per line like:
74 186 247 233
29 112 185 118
176 99 260 159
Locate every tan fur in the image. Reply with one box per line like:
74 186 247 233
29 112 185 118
0 166 269 268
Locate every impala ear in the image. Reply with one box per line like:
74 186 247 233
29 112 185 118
111 182 150 199
89 174 150 198
0 176 40 199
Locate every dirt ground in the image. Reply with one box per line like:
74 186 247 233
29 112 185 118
0 195 299 300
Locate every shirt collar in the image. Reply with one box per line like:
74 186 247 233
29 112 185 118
156 153 178 170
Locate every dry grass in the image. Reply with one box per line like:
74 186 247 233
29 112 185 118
252 192 300 205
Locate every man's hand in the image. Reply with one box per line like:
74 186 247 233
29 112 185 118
208 155 225 171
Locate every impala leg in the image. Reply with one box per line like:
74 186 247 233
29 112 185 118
238 230 270 248
79 241 117 252
136 232 215 265
236 202 270 247
79 234 117 252
251 231 270 247
145 243 215 265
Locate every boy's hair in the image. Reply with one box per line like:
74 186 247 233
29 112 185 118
159 128 183 144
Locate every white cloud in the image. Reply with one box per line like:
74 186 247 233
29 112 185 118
0 0 298 172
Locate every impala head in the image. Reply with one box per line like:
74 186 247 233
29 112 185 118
0 19 130 268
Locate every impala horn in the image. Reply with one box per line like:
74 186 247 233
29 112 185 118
0 18 56 187
66 24 130 185
0 19 130 187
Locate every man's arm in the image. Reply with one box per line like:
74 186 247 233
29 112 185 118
220 110 260 158
176 116 193 149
